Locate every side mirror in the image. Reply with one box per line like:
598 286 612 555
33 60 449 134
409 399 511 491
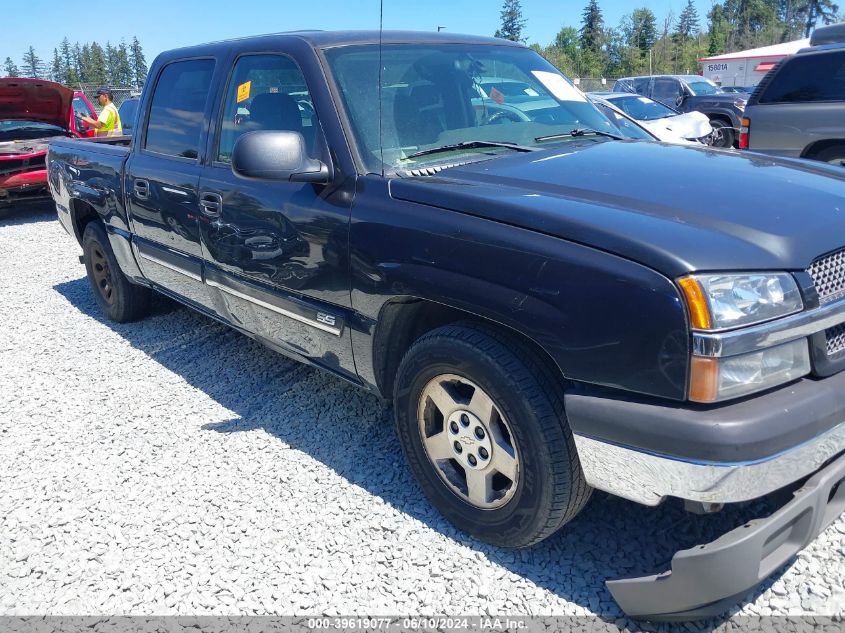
231 130 331 184
675 94 685 107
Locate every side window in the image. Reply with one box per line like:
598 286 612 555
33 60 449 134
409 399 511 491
633 78 649 95
652 78 681 102
217 54 316 163
144 59 215 159
760 51 845 104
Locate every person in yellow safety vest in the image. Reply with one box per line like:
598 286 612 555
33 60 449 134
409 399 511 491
79 87 123 136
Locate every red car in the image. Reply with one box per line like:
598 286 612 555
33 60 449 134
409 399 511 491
0 78 95 207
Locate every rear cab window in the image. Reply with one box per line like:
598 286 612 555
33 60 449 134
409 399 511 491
759 50 845 103
144 58 216 159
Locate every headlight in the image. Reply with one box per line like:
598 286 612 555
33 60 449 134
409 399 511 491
678 273 803 330
734 99 746 111
689 339 810 402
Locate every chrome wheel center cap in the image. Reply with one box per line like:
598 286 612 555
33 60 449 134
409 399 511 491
447 410 493 470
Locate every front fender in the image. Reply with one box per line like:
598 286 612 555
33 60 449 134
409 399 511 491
349 177 690 401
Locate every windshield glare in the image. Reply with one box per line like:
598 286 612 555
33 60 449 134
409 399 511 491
687 80 721 95
325 43 618 173
612 95 677 120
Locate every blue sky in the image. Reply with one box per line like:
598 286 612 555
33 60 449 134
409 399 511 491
3 0 710 71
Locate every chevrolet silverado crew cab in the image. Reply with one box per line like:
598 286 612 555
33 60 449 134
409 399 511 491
47 31 845 620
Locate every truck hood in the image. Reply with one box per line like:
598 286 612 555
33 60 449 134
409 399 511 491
0 78 73 129
389 140 845 277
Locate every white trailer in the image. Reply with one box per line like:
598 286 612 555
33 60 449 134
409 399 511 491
699 39 810 89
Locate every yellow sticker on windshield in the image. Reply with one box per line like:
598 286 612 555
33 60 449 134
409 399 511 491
236 81 251 103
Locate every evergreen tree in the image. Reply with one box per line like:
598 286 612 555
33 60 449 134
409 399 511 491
72 42 83 84
114 41 132 86
801 0 840 36
105 42 117 83
87 42 108 85
677 0 701 37
707 4 729 55
624 8 658 52
21 46 46 78
494 0 527 42
60 38 80 87
51 48 63 83
79 44 91 82
580 0 605 52
4 57 19 77
129 37 147 88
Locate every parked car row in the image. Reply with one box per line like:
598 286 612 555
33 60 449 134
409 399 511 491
609 22 845 165
611 74 747 148
589 92 713 144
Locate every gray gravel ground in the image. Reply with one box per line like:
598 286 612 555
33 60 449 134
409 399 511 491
0 202 843 625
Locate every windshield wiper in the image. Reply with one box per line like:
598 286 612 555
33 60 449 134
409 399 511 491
534 128 623 142
406 140 536 159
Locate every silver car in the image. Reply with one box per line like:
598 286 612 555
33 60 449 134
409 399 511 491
741 23 845 165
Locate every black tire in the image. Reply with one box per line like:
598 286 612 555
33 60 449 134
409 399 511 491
707 119 735 149
393 323 591 548
812 146 845 167
82 221 151 322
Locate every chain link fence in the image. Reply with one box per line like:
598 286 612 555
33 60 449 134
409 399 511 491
77 84 141 112
572 77 620 93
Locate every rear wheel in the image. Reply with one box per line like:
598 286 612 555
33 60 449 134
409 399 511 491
393 324 591 548
812 146 845 167
707 119 735 149
82 221 151 322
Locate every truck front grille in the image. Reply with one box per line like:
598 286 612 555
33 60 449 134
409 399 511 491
808 247 845 305
826 323 845 357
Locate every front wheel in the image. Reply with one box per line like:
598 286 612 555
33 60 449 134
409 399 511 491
393 324 591 548
82 221 151 323
706 119 735 149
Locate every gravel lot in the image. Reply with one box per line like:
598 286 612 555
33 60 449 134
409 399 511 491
0 202 843 625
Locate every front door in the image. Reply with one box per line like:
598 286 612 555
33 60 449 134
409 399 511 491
198 51 355 377
126 58 217 310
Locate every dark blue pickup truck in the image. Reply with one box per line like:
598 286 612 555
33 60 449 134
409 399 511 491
47 31 845 620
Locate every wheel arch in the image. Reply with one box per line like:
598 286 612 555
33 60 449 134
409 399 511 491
69 198 102 245
371 296 567 401
801 139 845 161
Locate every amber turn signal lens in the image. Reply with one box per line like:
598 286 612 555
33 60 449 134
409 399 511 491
678 276 712 330
689 356 719 403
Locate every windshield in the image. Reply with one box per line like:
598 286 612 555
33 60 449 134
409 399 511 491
325 43 617 173
590 101 655 140
687 80 722 95
0 120 66 141
610 95 677 120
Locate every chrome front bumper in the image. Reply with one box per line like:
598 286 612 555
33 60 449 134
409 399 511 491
574 421 845 506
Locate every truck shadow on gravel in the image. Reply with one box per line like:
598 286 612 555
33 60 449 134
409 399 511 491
53 276 793 628
0 202 56 226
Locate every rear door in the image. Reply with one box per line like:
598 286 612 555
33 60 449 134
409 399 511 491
126 57 219 310
197 45 357 377
651 77 683 108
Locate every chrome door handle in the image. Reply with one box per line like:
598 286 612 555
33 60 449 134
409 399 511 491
199 192 222 218
133 179 149 199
